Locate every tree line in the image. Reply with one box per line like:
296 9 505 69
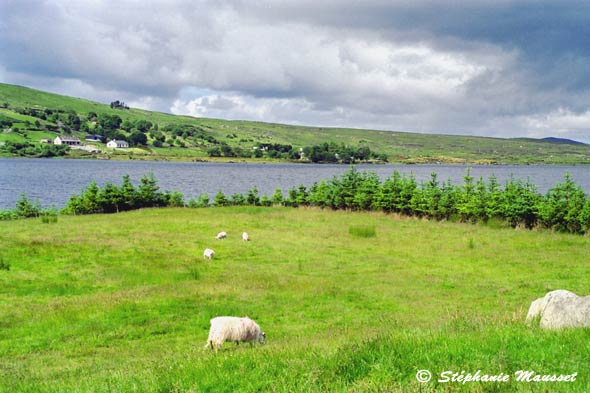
3 168 590 234
208 141 388 163
1 141 68 158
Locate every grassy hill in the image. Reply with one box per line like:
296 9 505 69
1 207 589 391
1 82 590 164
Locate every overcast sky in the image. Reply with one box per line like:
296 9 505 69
1 0 590 142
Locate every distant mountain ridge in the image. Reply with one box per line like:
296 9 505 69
539 137 586 145
513 137 586 146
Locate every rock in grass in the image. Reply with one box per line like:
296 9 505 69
526 290 590 329
526 290 577 322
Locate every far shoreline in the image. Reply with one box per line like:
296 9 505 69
2 153 584 166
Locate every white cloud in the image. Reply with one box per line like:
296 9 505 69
523 108 590 138
171 93 315 123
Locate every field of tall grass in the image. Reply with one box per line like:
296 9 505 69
1 207 589 391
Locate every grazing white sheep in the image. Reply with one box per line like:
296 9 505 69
204 316 266 350
216 231 227 240
242 232 249 241
203 248 215 260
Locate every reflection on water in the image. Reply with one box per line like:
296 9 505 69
1 158 589 208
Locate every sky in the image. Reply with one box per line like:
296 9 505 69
1 0 590 142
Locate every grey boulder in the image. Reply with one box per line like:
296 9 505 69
526 290 590 329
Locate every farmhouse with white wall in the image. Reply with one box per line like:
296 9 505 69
54 136 81 145
107 139 129 149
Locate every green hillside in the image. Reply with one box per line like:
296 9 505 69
1 82 589 164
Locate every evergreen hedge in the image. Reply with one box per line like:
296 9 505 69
3 168 590 234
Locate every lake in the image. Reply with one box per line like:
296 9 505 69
1 158 589 209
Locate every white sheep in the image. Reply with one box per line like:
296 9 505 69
242 232 249 241
204 316 266 350
216 231 227 240
203 248 215 260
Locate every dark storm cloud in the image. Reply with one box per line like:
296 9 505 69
245 1 590 90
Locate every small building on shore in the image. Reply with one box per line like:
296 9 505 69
107 139 129 149
54 136 81 146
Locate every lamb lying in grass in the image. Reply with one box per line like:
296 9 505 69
204 316 266 350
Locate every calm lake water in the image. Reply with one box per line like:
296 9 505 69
1 158 589 209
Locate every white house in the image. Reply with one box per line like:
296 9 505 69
107 139 129 149
54 136 81 146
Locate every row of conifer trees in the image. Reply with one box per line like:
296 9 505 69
4 167 590 234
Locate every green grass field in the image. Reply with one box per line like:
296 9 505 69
1 207 589 391
2 83 590 164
